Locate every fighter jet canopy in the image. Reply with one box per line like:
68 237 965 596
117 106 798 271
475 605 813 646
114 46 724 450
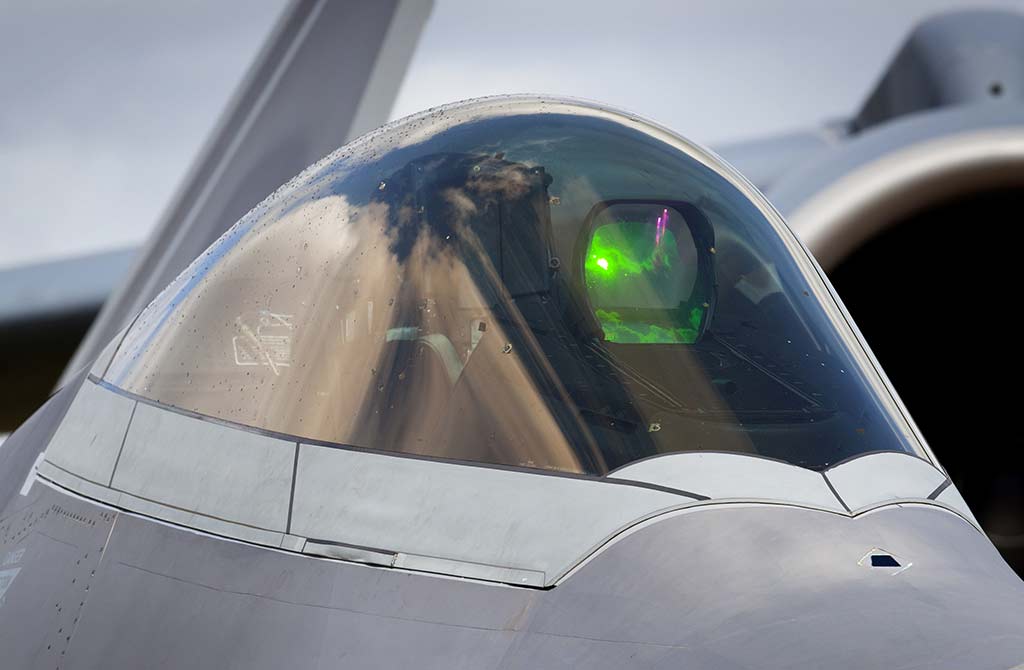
101 96 924 474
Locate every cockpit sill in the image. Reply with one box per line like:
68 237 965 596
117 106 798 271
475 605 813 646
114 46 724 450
33 469 978 592
86 375 958 508
35 375 980 589
88 375 712 499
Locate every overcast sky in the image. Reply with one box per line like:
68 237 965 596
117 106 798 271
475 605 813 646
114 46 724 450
1 0 1021 269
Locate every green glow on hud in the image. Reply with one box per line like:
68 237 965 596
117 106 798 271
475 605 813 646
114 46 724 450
596 307 703 344
585 222 676 280
586 220 703 344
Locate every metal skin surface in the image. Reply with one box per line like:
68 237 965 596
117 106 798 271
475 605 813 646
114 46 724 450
4 371 1021 666
725 9 1024 272
1 381 1022 667
770 106 1024 271
0 465 1022 669
1 10 1022 663
26 377 981 590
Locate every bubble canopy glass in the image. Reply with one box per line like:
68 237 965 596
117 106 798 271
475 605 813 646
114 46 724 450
103 97 923 474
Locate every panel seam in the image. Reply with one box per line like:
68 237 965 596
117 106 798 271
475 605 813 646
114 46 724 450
108 400 138 487
821 472 851 513
286 442 299 534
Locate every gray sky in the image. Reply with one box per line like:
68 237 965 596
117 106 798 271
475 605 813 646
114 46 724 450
1 0 1021 269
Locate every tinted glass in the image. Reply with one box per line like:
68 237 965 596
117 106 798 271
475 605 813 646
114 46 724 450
584 202 707 344
103 97 923 473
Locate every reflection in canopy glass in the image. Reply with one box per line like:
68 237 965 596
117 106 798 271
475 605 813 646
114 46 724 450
104 97 923 473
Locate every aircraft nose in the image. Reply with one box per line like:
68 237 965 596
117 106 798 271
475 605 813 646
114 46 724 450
552 502 1024 669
